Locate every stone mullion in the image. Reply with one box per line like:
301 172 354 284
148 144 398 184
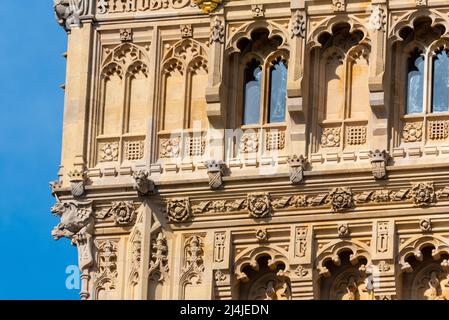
206 13 226 162
287 1 307 157
368 1 388 151
139 201 154 299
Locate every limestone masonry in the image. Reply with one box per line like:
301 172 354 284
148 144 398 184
51 0 449 300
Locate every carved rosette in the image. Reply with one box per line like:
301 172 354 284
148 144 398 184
329 187 354 212
107 201 136 225
160 137 181 158
403 122 423 142
167 198 191 222
321 127 341 147
332 0 346 12
247 193 272 218
410 183 435 206
240 133 259 153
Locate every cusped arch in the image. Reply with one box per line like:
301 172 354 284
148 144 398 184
389 9 449 44
234 245 290 283
307 15 370 49
101 43 150 70
162 38 208 65
226 20 290 55
315 239 371 278
399 235 449 273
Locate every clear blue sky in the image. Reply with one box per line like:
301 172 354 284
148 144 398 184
0 2 79 299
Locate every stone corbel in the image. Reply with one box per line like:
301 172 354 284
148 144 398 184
133 170 156 196
51 200 94 299
54 0 90 31
206 14 226 119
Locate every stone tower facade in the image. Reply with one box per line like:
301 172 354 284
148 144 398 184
51 0 449 300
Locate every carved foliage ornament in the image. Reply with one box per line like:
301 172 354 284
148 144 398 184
403 122 423 142
183 235 205 279
210 17 225 44
149 232 169 283
54 0 87 31
247 193 272 218
95 240 118 290
368 5 387 32
290 11 306 38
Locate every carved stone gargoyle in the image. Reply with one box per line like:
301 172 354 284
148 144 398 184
53 0 87 31
132 170 156 196
369 150 389 180
205 160 226 190
287 155 306 184
68 169 87 197
51 201 94 272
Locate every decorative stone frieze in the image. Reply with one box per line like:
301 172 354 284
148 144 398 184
410 183 435 206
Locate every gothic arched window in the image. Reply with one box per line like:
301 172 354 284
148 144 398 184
394 18 449 147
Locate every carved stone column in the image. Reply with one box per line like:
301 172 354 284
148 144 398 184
370 220 397 299
288 224 315 299
367 1 388 150
206 13 226 162
287 1 307 157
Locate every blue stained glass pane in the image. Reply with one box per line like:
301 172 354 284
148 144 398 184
268 61 287 123
406 53 424 114
432 50 449 113
243 64 262 125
